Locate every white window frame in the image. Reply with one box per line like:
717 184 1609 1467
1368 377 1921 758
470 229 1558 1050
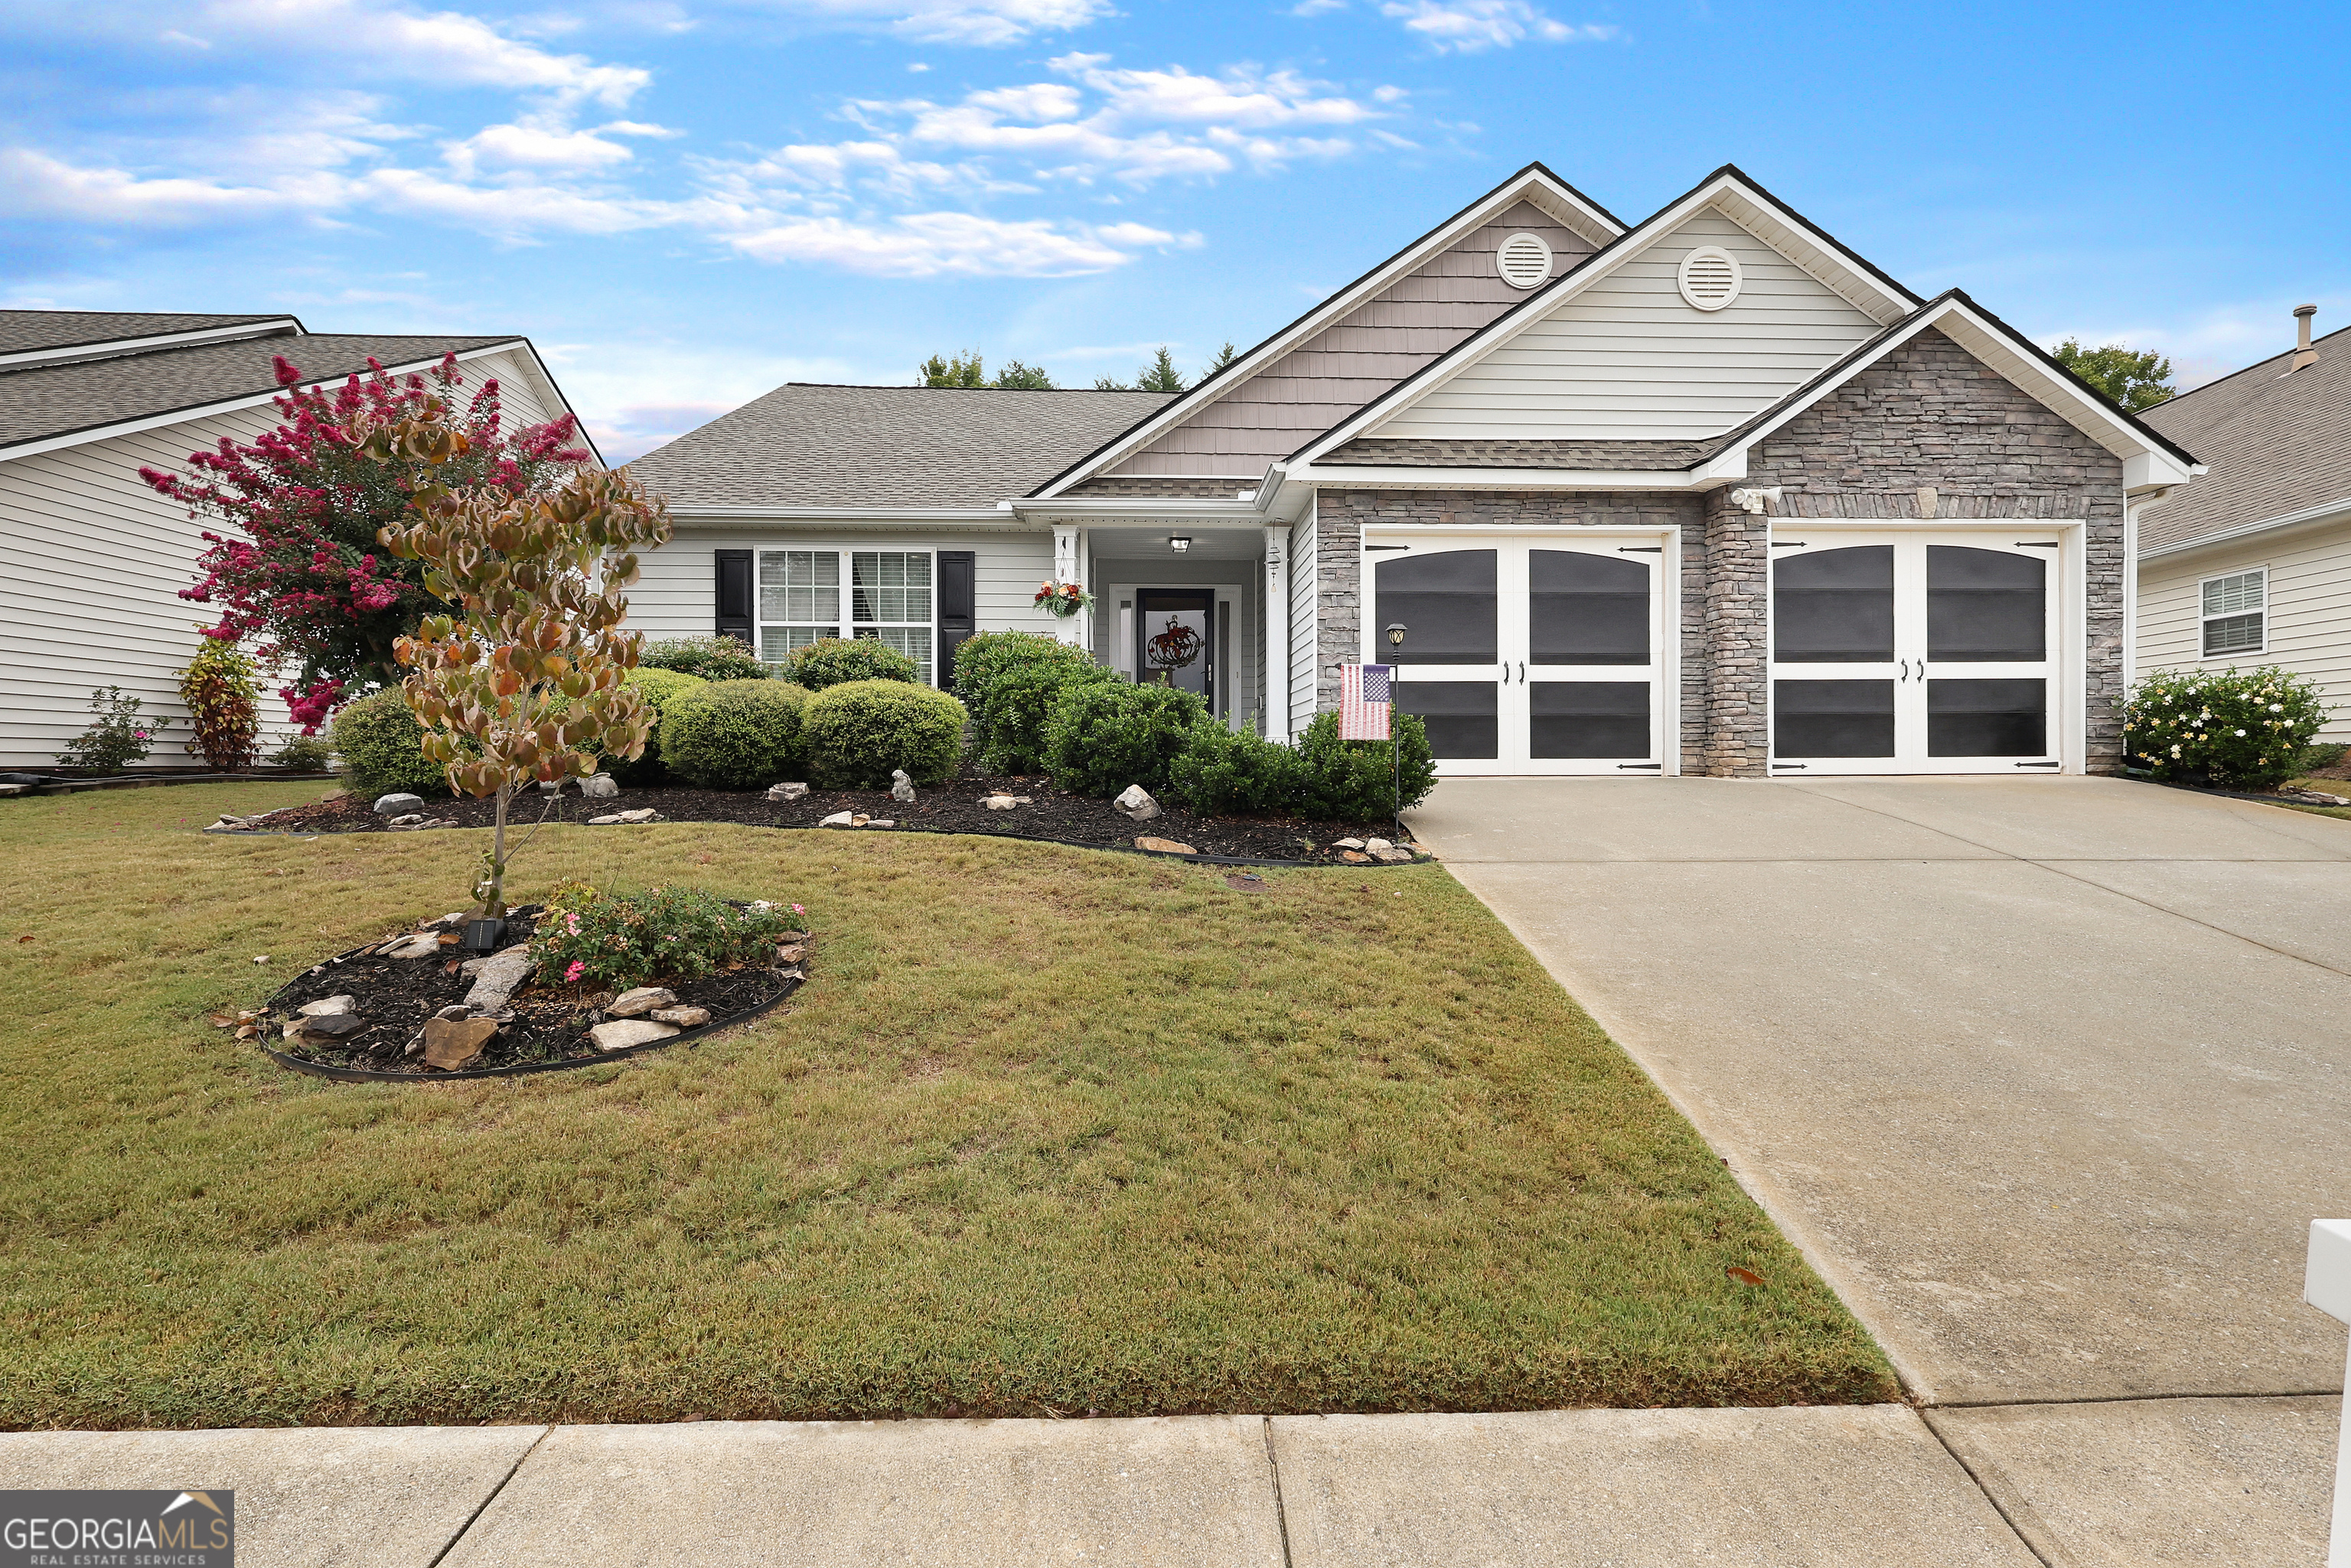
755 546 939 685
849 549 937 686
2198 566 2267 660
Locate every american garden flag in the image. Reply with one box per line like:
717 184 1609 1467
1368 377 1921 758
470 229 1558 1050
1339 663 1393 741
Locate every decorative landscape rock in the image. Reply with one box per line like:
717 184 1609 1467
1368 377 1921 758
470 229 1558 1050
373 793 425 817
1135 836 1197 855
607 986 679 1019
819 810 856 827
865 819 895 828
1114 784 1160 822
1340 850 1370 863
461 944 534 1013
381 932 445 960
650 1005 711 1027
582 774 621 800
588 807 663 825
766 781 809 803
296 995 357 1017
1365 838 1392 852
589 1018 680 1051
289 1011 367 1041
1371 847 1415 864
981 794 1032 810
891 769 916 803
1333 837 1366 850
422 1015 501 1071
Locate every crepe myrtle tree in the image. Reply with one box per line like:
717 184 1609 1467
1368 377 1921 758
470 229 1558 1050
367 413 673 918
142 353 590 732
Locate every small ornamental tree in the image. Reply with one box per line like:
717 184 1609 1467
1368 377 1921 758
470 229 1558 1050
142 353 589 731
177 632 262 771
368 416 674 918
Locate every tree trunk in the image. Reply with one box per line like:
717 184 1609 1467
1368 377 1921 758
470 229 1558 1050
477 783 513 918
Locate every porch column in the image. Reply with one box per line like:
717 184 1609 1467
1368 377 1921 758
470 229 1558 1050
1052 524 1086 649
1262 524 1290 741
1703 486 1775 776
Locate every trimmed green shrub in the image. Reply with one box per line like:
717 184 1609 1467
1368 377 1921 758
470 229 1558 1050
641 634 769 683
533 880 798 993
1293 710 1437 820
660 679 811 789
267 732 337 773
1169 719 1306 815
1042 681 1206 797
803 680 967 788
602 667 708 784
2125 666 2332 790
953 630 1120 773
781 635 918 691
332 687 447 798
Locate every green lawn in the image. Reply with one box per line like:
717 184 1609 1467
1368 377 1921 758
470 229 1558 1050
0 784 1893 1429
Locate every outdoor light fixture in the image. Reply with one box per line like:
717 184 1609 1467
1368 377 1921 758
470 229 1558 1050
1169 536 1192 553
1385 622 1407 648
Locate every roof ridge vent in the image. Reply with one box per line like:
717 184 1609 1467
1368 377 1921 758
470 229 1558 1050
1678 245 1743 311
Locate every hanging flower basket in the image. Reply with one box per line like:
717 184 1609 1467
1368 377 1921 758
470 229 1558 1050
1033 580 1094 619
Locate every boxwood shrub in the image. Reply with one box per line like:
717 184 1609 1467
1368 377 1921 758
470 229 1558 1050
331 688 447 799
2124 666 2331 790
802 679 967 788
953 631 1120 773
781 636 918 691
605 667 707 784
1042 682 1206 797
1168 719 1304 815
1294 710 1436 820
660 679 812 789
640 634 769 683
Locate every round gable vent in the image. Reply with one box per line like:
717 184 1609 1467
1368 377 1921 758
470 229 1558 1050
1496 232 1552 290
1678 245 1743 311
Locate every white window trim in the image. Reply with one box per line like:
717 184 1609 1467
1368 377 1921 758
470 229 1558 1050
755 545 941 685
2196 566 2268 660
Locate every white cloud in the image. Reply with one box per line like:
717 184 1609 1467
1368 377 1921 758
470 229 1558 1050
0 147 301 224
1378 0 1616 51
444 117 680 176
722 212 1170 276
744 0 1114 46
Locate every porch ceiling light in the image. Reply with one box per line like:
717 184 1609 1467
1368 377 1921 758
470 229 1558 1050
1169 535 1192 553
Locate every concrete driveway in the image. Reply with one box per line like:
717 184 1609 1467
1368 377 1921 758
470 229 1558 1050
1410 774 2351 1560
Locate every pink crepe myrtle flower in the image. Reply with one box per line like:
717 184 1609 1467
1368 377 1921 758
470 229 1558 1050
564 960 585 983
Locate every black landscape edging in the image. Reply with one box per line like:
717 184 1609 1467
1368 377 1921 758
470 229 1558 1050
2134 777 2351 814
261 974 802 1083
30 771 337 795
202 817 1429 869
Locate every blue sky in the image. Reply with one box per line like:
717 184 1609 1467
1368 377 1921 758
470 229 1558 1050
5 0 2346 461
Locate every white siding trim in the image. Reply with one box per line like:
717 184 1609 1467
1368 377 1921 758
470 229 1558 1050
1288 502 1319 737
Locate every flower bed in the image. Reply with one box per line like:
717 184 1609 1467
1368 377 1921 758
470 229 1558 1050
244 901 810 1079
224 769 1421 864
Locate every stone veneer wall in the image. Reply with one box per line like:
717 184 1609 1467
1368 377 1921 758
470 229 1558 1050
1738 327 2129 772
1309 328 2130 776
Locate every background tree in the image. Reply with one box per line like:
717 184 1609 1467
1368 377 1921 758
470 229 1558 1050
918 350 1056 388
369 415 673 918
1095 346 1187 393
991 359 1055 389
2052 339 2177 412
1203 341 1238 377
142 354 589 731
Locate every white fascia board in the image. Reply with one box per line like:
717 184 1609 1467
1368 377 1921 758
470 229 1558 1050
1292 464 1707 491
667 506 1027 526
0 317 302 370
1029 171 1625 500
0 339 531 465
2138 494 2351 563
1293 172 1918 468
1012 498 1271 522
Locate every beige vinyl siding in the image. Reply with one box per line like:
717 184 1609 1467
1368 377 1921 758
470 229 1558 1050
0 407 303 768
1374 208 1884 442
2136 516 2351 740
1108 202 1596 479
1289 507 1319 734
630 524 1057 683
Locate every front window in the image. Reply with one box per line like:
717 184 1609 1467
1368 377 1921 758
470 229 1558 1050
755 549 936 683
2199 569 2265 658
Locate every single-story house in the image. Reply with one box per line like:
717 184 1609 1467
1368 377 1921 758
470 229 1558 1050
0 311 589 770
2133 309 2351 739
624 161 2206 776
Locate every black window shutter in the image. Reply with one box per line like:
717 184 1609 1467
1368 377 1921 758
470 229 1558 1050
715 549 754 647
937 549 977 688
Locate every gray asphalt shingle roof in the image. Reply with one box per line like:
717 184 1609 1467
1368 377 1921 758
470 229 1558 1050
2136 324 2351 552
0 309 291 357
1326 436 1714 470
624 383 1175 509
0 331 518 452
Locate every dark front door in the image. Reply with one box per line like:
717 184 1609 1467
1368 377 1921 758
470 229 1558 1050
1136 589 1215 709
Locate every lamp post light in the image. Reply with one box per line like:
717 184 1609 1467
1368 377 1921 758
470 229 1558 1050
1385 622 1407 650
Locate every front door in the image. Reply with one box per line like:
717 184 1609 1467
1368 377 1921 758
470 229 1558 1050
1136 588 1215 709
1369 534 1666 776
1768 530 2062 774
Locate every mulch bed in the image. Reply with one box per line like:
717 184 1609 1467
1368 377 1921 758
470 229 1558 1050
246 906 806 1077
230 766 1417 864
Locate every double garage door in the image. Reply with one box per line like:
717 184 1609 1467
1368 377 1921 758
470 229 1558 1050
1368 527 2066 777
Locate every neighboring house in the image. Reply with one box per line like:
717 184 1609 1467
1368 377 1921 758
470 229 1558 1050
2133 310 2351 739
0 311 589 770
627 163 2200 777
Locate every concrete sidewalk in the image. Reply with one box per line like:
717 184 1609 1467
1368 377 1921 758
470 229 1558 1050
1407 773 2351 1565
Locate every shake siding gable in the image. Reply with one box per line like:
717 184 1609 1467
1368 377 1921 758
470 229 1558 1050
1107 201 1595 479
1374 209 1884 442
